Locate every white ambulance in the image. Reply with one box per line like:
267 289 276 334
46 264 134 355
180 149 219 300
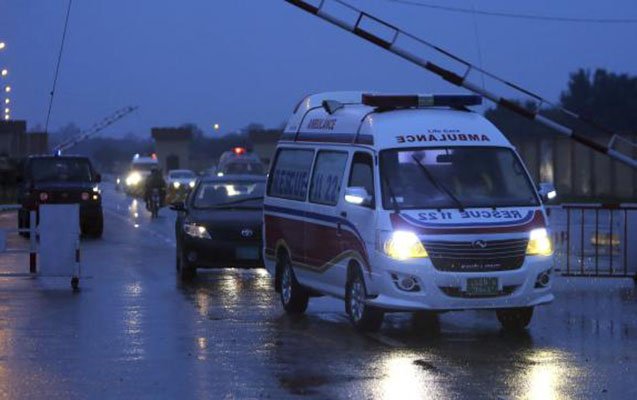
263 92 555 332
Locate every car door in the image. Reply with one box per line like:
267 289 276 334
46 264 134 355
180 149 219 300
301 150 350 296
340 151 377 276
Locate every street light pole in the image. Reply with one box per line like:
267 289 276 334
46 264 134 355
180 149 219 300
0 41 10 120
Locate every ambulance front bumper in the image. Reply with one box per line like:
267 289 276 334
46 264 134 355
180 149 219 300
364 253 554 312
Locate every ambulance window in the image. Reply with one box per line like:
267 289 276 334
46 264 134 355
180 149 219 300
348 152 375 206
267 148 314 201
309 151 348 206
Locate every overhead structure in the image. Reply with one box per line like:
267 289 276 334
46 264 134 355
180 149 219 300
284 0 637 170
53 106 138 154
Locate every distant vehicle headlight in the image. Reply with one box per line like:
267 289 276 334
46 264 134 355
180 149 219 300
189 180 195 188
383 231 428 260
173 181 181 189
526 228 553 256
183 223 211 239
126 172 142 186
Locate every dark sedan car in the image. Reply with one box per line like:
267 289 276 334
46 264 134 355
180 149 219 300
172 175 265 280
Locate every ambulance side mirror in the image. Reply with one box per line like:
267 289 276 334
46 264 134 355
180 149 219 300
344 187 372 207
538 182 557 203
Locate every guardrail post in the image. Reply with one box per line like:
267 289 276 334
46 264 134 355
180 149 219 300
29 211 36 274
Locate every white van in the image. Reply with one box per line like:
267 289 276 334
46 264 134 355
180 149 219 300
263 92 555 332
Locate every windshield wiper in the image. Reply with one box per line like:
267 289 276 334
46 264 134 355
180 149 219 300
211 196 264 207
411 155 465 212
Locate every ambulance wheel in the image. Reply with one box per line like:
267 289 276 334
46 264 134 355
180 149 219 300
279 255 308 314
71 277 80 291
345 267 384 332
496 307 534 331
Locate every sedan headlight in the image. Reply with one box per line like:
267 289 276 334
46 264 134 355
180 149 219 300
126 172 142 186
526 228 553 256
173 181 181 189
189 180 196 188
383 231 428 260
183 223 211 239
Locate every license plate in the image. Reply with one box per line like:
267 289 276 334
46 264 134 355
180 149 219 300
466 277 499 296
236 246 259 260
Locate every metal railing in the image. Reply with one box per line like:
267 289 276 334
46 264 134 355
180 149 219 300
547 204 637 279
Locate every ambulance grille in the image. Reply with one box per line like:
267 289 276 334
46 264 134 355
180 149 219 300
422 238 528 272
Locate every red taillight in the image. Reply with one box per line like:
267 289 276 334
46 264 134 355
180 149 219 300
81 192 90 201
233 147 246 155
39 192 49 202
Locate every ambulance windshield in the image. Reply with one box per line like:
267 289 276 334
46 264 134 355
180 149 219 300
379 147 539 209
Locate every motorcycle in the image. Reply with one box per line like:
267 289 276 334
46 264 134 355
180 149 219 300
149 188 161 219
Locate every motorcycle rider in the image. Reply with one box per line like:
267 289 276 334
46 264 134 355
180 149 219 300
144 167 166 211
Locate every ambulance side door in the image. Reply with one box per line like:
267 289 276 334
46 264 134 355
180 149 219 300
340 151 377 277
298 150 350 296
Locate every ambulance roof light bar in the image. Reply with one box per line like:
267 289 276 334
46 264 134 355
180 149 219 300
284 0 637 170
362 93 482 109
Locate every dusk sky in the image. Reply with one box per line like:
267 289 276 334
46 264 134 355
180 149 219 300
1 0 636 138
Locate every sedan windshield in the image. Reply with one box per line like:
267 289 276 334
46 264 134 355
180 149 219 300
380 147 539 209
193 181 265 208
30 158 94 183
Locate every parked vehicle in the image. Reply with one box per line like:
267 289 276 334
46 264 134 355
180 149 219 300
17 155 104 237
263 92 555 332
172 174 265 281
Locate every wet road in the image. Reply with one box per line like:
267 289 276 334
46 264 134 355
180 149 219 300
0 184 636 399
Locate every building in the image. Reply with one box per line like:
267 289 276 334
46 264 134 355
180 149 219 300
151 127 193 172
510 132 637 202
0 120 49 157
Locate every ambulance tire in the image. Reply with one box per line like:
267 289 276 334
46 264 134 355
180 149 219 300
345 267 384 332
279 255 308 314
496 307 534 331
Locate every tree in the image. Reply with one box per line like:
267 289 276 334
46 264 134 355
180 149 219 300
560 69 637 132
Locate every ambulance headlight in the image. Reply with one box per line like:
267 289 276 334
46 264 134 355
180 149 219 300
526 228 553 256
126 172 142 186
183 223 211 239
383 231 428 260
